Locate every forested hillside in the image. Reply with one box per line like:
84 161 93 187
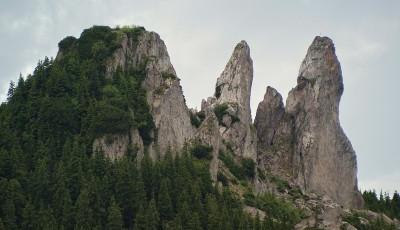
0 26 301 230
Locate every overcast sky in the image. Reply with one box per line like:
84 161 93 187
1 0 399 194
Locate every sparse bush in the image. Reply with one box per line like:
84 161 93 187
219 151 244 180
241 158 255 178
58 36 77 50
217 172 228 186
213 103 229 124
190 110 206 128
246 192 302 229
190 143 213 160
213 103 240 126
161 72 177 80
215 84 223 98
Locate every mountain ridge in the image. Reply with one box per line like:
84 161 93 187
1 25 399 230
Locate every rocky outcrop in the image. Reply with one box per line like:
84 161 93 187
95 29 194 159
95 29 361 210
254 86 285 149
287 36 361 208
203 41 257 160
195 111 222 180
215 41 253 125
294 193 344 230
93 129 144 160
255 36 362 208
255 87 295 183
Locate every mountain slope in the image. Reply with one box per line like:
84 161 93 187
0 25 399 230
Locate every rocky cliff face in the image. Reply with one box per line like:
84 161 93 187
255 36 362 208
94 29 362 210
94 30 194 159
254 86 285 150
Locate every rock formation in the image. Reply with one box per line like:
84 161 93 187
254 86 285 149
94 29 362 210
200 41 257 161
95 29 194 159
93 129 144 160
255 36 362 208
195 111 222 180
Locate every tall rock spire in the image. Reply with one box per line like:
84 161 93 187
256 36 362 208
212 40 257 160
215 41 253 124
286 36 361 208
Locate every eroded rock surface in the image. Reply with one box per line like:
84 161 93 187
287 37 361 208
256 37 362 208
254 86 285 149
95 30 194 159
206 41 257 160
93 129 144 161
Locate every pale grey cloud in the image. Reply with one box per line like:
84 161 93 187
1 0 399 193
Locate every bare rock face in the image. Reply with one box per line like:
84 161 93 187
215 41 253 125
255 36 362 208
195 111 222 180
95 30 194 159
254 86 285 149
287 37 361 208
136 32 194 158
211 41 257 160
255 86 295 182
93 129 144 160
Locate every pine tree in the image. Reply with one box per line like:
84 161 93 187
391 191 400 218
7 178 25 228
141 153 154 199
37 204 57 230
1 198 17 230
157 178 173 221
7 80 16 101
164 216 183 230
30 157 50 204
74 187 94 230
61 191 74 230
21 200 35 230
114 158 136 227
254 213 262 230
178 201 191 229
65 138 83 201
206 194 221 230
187 212 202 230
133 205 146 230
146 199 160 230
135 175 147 211
107 197 123 230
52 163 68 219
0 218 4 230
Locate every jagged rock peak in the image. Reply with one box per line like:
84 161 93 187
203 40 257 160
286 36 362 208
215 40 253 124
254 86 285 149
288 36 343 114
